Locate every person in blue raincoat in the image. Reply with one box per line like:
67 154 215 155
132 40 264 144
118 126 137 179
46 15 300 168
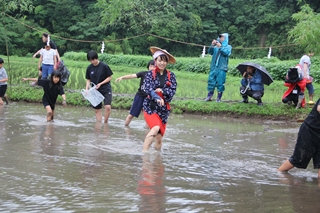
239 65 264 106
205 33 232 102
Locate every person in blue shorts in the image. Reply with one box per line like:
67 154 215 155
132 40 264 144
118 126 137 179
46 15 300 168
116 60 155 126
278 98 320 177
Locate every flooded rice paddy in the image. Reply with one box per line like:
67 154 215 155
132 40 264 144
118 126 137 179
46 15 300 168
0 102 319 213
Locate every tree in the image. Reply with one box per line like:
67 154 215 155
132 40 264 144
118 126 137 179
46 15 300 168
288 4 320 54
0 0 33 12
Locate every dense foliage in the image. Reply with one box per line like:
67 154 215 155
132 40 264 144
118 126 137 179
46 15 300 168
1 0 320 60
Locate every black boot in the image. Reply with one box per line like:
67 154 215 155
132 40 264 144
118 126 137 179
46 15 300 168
241 95 248 103
216 92 223 102
257 99 263 106
204 91 213 102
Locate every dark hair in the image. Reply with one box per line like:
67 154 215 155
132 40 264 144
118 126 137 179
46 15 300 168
87 50 98 61
49 70 62 89
0 58 4 64
155 54 168 62
147 60 155 69
42 33 49 38
285 67 302 83
43 42 50 47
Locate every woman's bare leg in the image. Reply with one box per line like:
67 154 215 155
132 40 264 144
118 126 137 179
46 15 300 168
104 105 111 123
278 160 294 172
95 109 102 122
125 114 134 126
45 106 53 122
143 126 160 152
154 134 163 150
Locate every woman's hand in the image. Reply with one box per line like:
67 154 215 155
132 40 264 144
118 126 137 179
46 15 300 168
115 77 122 82
155 88 163 93
156 99 165 106
62 100 67 107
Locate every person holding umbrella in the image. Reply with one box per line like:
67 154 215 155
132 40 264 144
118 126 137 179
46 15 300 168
239 65 264 106
237 62 273 106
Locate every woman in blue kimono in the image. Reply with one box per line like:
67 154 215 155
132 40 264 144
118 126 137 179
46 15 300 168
141 46 177 152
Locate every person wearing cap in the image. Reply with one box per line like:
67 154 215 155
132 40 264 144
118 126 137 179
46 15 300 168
205 33 232 102
141 47 177 152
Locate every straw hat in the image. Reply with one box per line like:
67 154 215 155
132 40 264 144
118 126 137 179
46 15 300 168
150 46 176 64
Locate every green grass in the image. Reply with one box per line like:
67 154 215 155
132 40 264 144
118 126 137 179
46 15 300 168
2 55 318 120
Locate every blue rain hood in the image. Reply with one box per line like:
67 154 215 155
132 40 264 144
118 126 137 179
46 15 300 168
208 32 232 71
218 33 229 47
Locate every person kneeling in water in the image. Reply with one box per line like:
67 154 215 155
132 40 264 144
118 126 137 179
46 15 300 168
278 98 320 177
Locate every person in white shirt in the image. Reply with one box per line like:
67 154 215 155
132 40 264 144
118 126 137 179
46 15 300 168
299 52 315 104
38 41 57 79
0 58 8 105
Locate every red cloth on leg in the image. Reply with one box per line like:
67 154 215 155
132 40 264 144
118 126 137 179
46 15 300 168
144 111 166 136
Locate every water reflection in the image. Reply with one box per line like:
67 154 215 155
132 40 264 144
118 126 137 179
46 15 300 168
2 103 320 212
278 172 320 213
94 121 109 136
138 153 166 213
37 124 63 167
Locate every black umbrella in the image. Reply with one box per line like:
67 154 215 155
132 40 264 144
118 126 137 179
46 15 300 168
236 62 274 86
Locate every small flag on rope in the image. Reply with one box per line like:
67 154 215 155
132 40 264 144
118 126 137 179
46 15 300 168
201 45 206 58
267 47 272 58
101 41 105 54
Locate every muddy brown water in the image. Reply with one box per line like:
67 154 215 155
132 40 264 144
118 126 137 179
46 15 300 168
0 102 319 213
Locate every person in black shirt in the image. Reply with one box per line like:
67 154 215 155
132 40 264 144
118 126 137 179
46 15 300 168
85 50 113 123
116 60 155 126
278 98 320 177
22 70 66 122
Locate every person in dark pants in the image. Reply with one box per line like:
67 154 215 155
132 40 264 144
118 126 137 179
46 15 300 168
282 66 306 109
278 98 320 178
240 65 264 106
116 60 155 126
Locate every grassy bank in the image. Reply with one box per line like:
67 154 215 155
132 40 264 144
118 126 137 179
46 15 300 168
2 55 318 121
